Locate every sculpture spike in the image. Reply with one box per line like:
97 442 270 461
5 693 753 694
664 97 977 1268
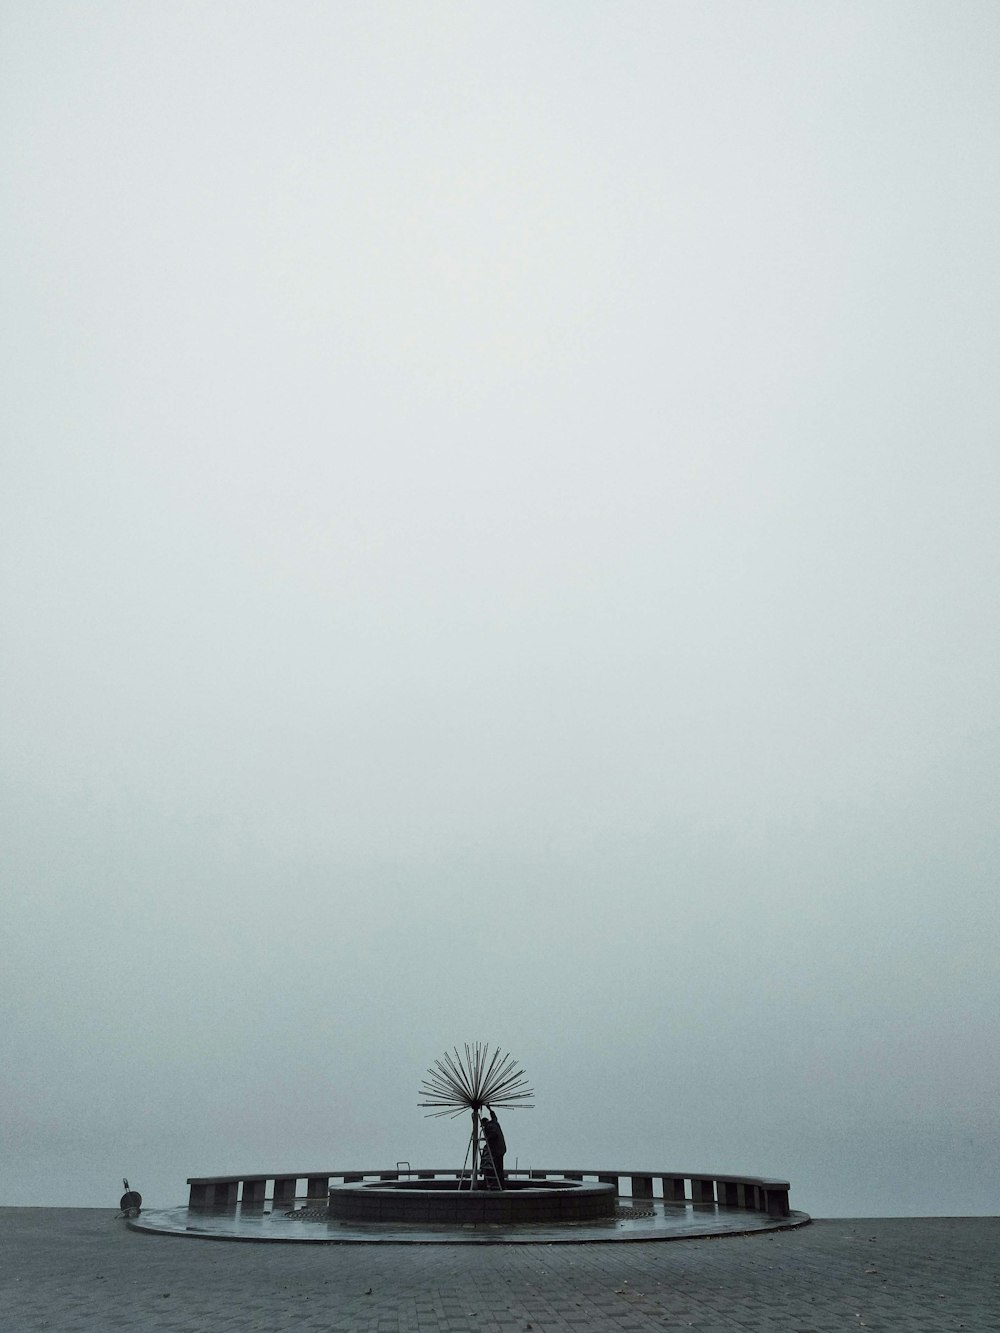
418 1044 535 1119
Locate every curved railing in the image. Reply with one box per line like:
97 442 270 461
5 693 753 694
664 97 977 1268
186 1168 792 1218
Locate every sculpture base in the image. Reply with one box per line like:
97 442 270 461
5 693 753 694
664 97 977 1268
328 1177 617 1225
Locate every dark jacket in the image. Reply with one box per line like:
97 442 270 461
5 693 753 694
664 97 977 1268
482 1114 506 1156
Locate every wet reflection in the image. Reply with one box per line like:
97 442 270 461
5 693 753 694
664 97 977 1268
135 1199 808 1245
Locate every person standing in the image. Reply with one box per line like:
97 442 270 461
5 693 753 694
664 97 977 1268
480 1105 506 1189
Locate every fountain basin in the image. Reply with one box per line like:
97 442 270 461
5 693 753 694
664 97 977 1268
327 1177 617 1225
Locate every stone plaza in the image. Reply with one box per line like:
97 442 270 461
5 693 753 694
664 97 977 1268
1 1207 997 1331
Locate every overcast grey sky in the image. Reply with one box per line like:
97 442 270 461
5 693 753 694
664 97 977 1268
2 1 998 1217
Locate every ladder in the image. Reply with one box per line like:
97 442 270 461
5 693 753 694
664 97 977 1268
456 1112 504 1190
478 1128 502 1190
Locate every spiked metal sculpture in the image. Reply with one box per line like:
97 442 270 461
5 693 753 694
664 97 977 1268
419 1043 534 1188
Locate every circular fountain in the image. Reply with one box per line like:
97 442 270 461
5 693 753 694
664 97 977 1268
130 1045 809 1242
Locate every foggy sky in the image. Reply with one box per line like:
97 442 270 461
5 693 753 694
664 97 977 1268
2 1 998 1217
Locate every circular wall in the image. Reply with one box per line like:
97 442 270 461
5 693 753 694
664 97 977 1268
328 1178 617 1225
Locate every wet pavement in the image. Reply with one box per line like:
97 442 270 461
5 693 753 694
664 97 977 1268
129 1198 808 1244
2 1207 997 1331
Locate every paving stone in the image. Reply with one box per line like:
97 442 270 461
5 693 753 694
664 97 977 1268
1 1211 998 1331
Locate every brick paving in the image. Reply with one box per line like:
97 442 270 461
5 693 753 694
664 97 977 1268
1 1208 997 1332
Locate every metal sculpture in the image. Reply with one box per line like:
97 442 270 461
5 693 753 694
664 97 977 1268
418 1043 533 1189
